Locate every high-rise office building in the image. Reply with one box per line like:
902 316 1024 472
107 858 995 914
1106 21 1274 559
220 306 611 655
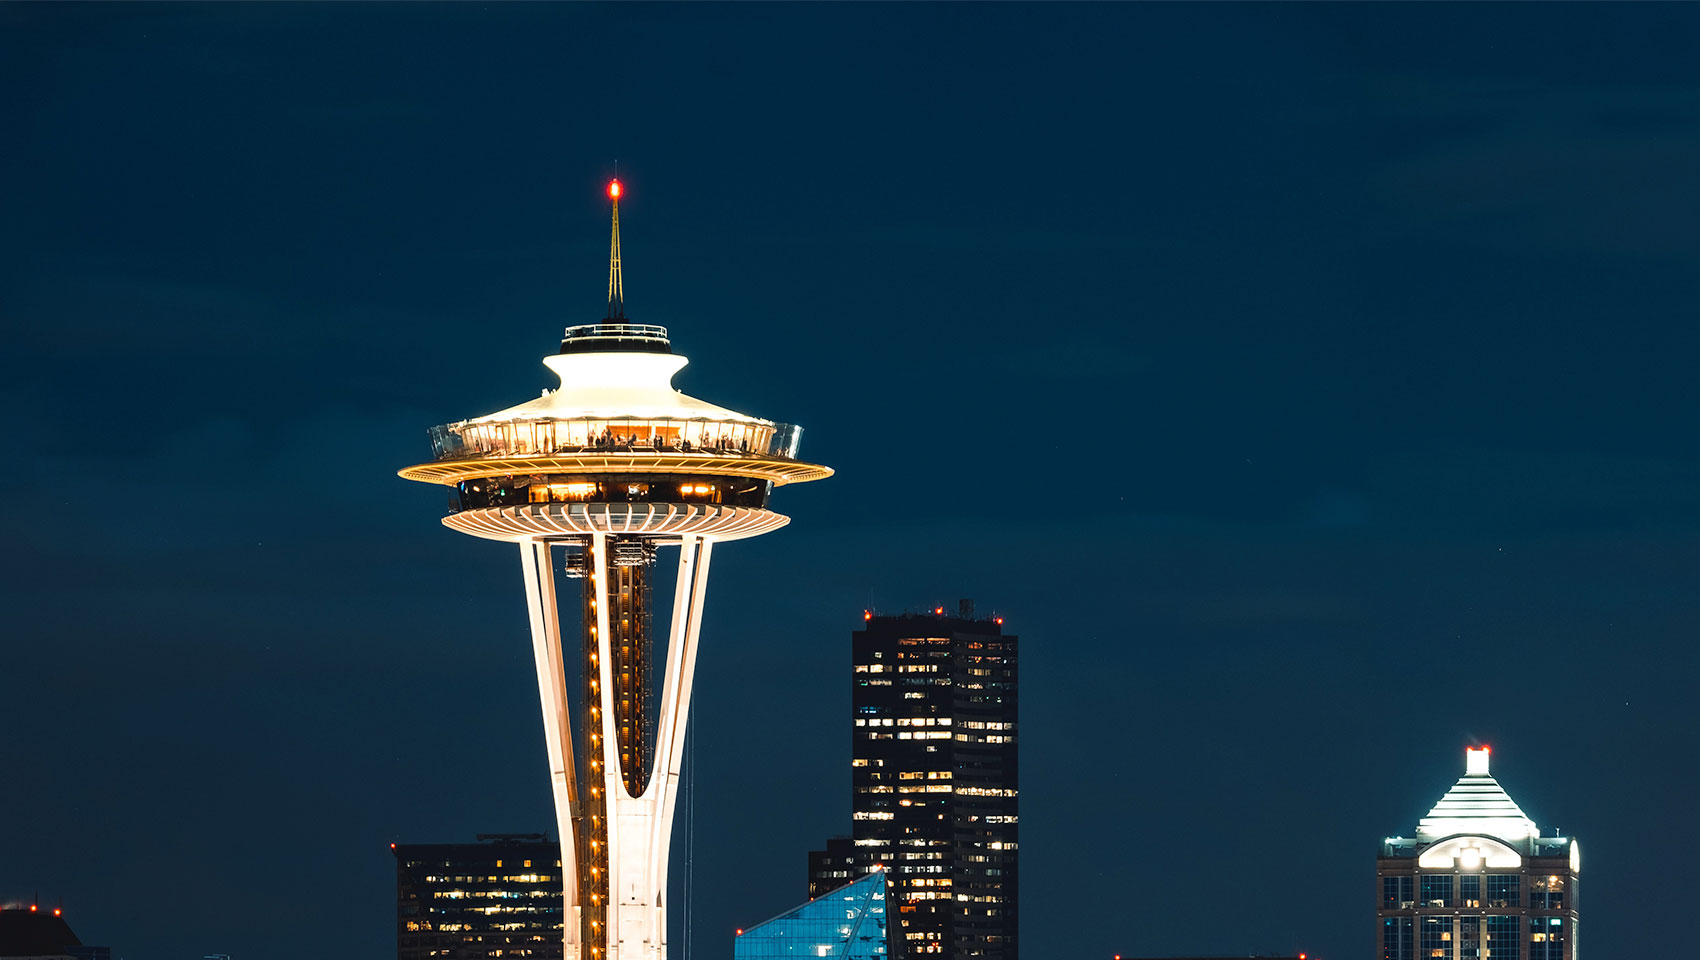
1378 747 1580 960
400 180 830 960
808 837 859 900
394 834 564 960
811 604 1018 960
735 870 889 960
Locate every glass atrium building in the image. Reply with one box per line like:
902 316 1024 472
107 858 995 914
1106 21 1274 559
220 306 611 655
734 870 888 959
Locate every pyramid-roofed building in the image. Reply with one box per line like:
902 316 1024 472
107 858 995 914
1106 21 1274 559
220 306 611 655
1375 747 1580 960
1414 745 1540 845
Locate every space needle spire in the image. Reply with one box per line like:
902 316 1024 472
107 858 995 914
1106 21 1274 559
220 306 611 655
400 178 831 960
606 178 625 319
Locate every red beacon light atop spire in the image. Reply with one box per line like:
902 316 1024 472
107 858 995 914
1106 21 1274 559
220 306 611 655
607 179 623 200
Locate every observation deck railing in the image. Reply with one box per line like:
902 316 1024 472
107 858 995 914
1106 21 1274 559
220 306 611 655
561 323 671 345
427 417 804 463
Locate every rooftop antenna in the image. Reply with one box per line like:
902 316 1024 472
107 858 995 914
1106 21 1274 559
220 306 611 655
606 174 625 320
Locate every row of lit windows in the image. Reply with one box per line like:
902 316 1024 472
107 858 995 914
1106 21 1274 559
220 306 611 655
1414 874 1524 908
1386 874 1566 911
422 870 550 882
432 889 558 900
954 786 1018 797
854 717 952 727
1386 915 1557 960
409 860 557 870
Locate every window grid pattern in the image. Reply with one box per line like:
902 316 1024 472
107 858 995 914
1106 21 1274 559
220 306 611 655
1420 915 1452 959
1529 917 1565 960
734 872 887 959
1383 917 1414 960
1486 916 1521 960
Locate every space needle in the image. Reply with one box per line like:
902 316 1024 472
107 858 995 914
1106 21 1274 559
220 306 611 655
399 179 831 960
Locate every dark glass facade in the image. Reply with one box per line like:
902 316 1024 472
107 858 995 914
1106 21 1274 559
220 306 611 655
395 835 564 960
809 837 860 899
1380 855 1577 960
811 608 1018 960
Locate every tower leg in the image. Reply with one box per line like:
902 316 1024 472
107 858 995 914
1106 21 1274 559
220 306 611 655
649 537 713 932
520 539 581 960
572 534 718 960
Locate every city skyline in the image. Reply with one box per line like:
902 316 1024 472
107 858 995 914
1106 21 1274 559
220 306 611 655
5 4 1698 959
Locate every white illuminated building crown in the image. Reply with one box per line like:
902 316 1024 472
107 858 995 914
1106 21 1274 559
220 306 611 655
1384 746 1579 872
1415 746 1539 845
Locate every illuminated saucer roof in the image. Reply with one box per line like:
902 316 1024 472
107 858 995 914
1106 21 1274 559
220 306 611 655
468 338 765 425
1414 746 1539 844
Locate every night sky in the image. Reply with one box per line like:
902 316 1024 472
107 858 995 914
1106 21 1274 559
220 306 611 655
4 4 1699 958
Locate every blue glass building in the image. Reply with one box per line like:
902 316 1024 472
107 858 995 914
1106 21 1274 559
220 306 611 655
735 870 888 959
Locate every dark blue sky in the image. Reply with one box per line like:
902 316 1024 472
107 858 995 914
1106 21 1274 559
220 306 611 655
4 4 1698 958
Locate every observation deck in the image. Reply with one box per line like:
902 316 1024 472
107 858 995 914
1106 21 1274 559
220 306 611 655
558 322 673 355
399 319 830 542
398 415 830 486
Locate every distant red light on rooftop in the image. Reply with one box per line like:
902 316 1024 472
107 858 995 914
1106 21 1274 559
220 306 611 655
608 179 623 200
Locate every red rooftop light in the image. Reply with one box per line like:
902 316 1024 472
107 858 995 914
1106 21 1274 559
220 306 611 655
29 905 37 913
608 179 623 200
53 908 62 917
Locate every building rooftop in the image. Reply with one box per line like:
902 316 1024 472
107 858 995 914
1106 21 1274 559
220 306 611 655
0 906 83 956
1382 746 1578 870
1413 747 1539 844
